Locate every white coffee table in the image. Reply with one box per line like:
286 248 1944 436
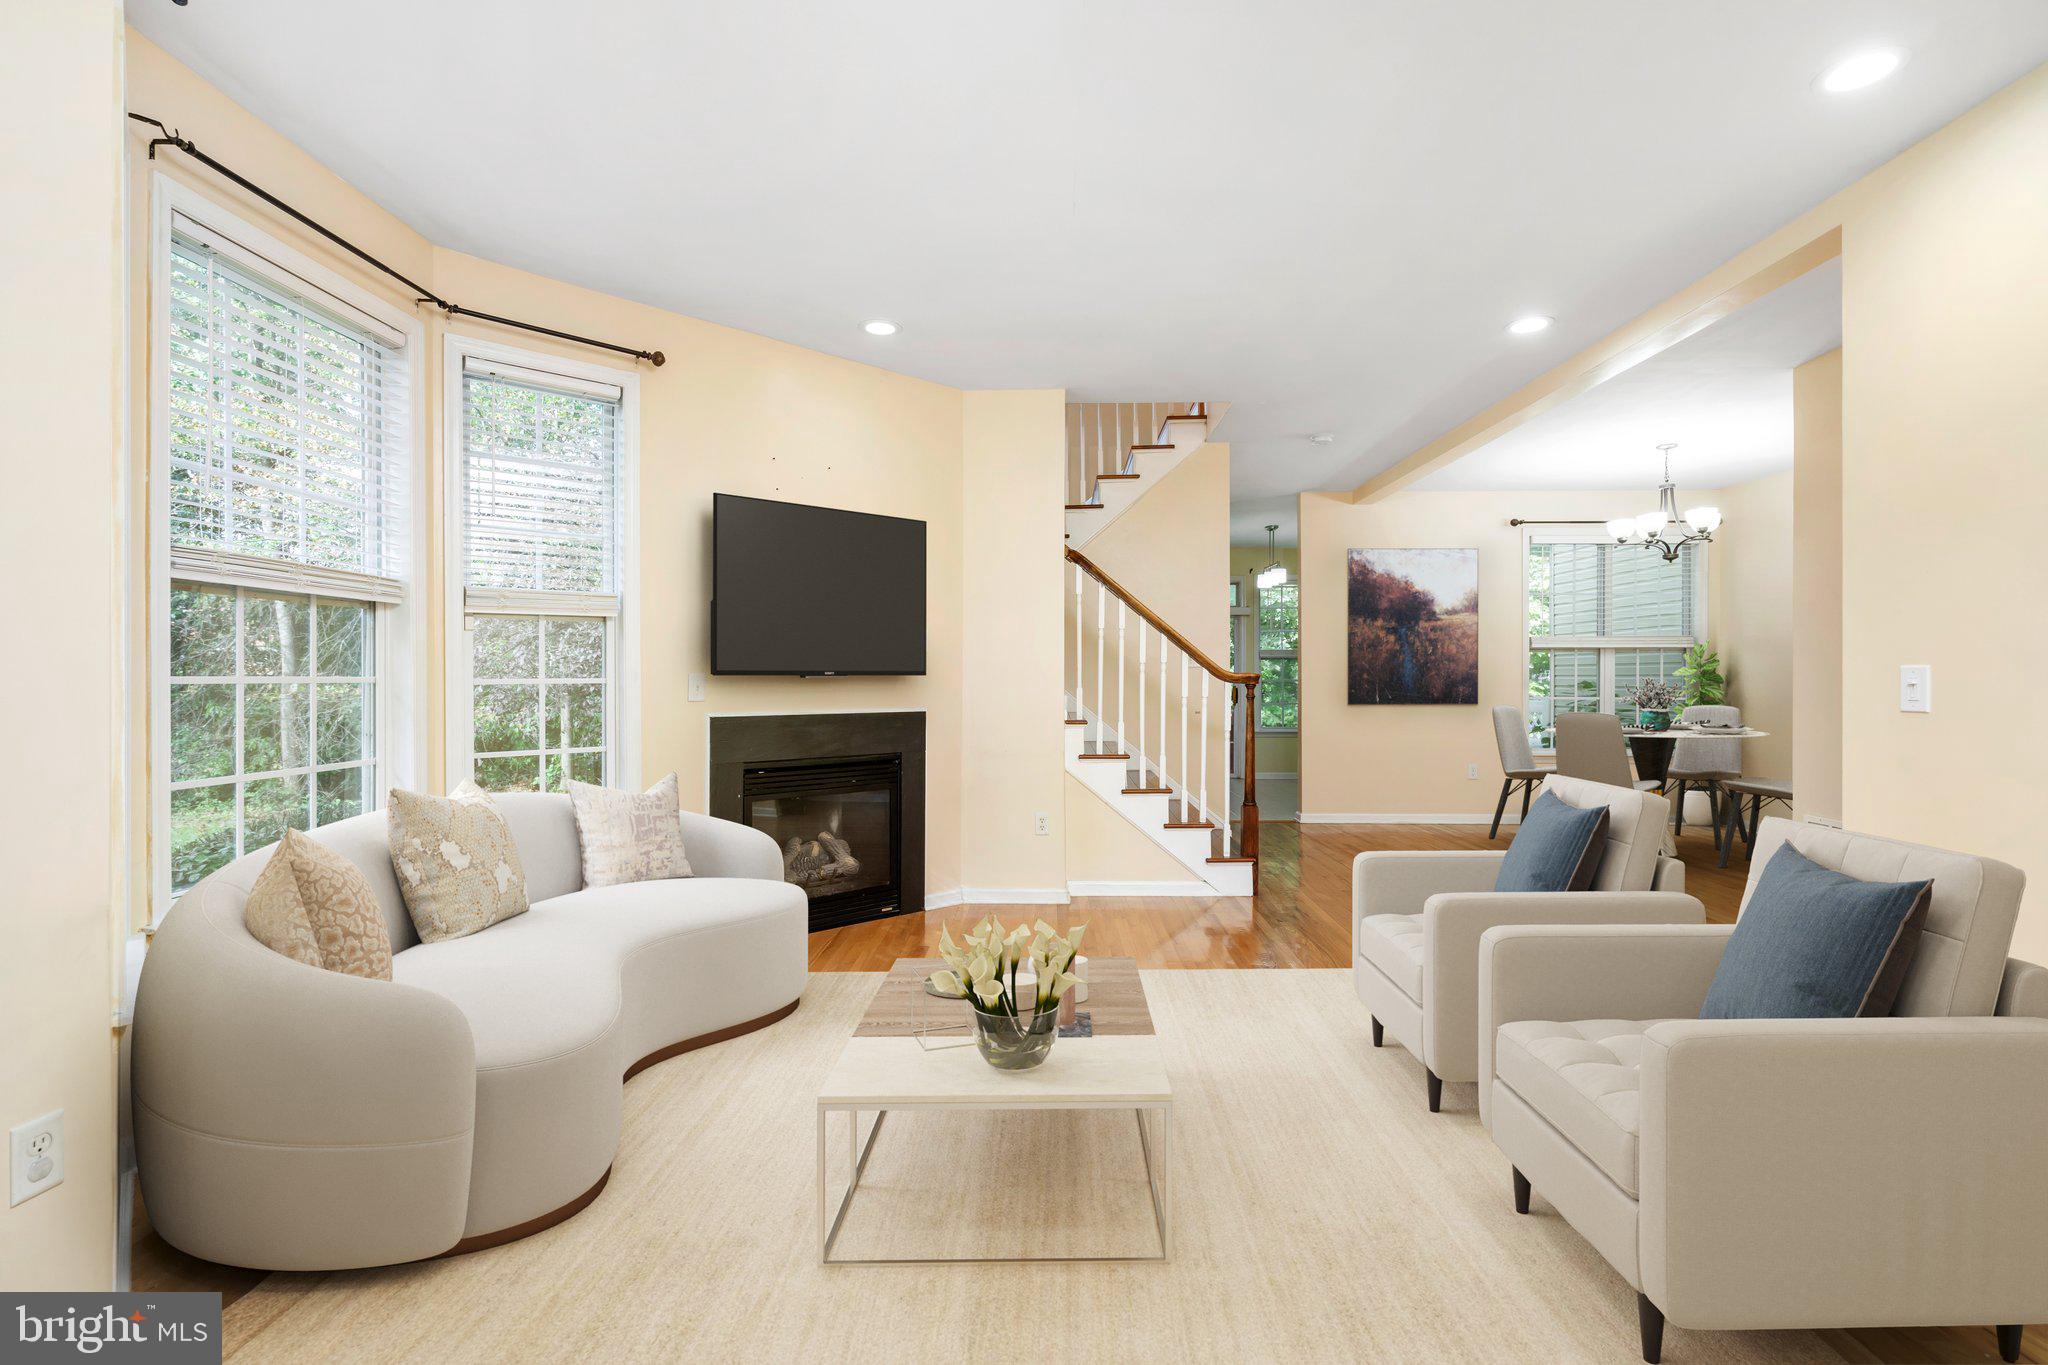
816 957 1173 1264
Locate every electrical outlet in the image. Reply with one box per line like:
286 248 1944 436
1466 763 1478 780
687 673 707 702
1033 812 1051 836
10 1110 63 1207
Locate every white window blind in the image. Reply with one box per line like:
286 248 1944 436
166 222 410 602
461 362 623 615
1528 539 1696 644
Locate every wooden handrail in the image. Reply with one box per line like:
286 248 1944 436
1065 546 1258 686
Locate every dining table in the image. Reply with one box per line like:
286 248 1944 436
1620 724 1772 787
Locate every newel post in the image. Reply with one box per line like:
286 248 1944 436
1240 680 1259 868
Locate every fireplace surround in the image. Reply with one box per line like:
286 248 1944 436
708 711 924 930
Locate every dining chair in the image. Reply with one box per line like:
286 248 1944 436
1665 703 1742 845
1553 712 1660 792
1489 706 1546 839
1716 776 1794 867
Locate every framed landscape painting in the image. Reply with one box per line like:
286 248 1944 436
1347 549 1479 704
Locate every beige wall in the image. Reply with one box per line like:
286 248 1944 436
1298 487 1740 818
122 34 1070 910
1062 775 1193 887
1793 349 1844 822
1831 73 2048 961
1228 544 1302 775
1 1 123 1289
1707 470 1795 782
962 390 1069 894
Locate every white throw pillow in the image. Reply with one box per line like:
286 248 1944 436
387 783 530 943
567 772 695 888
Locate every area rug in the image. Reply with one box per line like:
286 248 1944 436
221 971 1835 1362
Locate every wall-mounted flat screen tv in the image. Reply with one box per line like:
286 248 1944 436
711 494 927 676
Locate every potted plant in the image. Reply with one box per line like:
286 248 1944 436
1626 678 1680 732
1674 643 1726 717
928 917 1086 1071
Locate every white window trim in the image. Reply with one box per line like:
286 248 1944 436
442 333 642 792
1519 526 1710 753
145 175 429 924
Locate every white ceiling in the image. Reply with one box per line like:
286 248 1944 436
1415 258 1841 493
133 2 2048 514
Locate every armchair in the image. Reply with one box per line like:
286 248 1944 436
1353 774 1695 1111
1478 818 2048 1362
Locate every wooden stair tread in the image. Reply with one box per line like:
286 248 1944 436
1077 741 1127 760
1095 472 1140 480
1129 443 1173 451
1122 782 1172 795
1063 717 1086 726
1065 502 1102 511
1161 414 1207 423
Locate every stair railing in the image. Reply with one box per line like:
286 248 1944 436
1065 402 1205 506
1065 544 1261 868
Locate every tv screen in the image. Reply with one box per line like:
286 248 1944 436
711 494 927 676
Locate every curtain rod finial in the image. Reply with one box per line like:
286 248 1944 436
649 351 666 367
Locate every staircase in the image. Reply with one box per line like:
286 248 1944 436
1062 402 1256 897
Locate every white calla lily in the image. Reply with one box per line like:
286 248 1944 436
972 977 1005 1009
928 970 967 998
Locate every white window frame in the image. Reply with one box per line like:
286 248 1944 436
442 333 641 792
1520 527 1709 753
146 176 428 923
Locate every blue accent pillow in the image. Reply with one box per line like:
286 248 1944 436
1494 791 1609 893
1700 843 1932 1019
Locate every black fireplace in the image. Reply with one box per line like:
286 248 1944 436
741 755 901 928
708 711 924 932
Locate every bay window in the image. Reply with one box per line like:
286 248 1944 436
1524 534 1703 751
449 346 636 792
154 197 414 903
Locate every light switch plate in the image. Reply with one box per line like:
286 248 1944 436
1899 664 1932 713
10 1109 63 1207
687 673 706 702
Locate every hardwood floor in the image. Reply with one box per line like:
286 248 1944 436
808 817 1753 974
138 819 2041 1362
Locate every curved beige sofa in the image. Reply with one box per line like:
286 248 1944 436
132 794 807 1271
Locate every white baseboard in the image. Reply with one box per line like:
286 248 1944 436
1299 812 1521 826
926 887 1072 908
1067 879 1216 898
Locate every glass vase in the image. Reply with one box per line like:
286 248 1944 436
970 1005 1058 1070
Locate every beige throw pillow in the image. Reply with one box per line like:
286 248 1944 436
243 828 394 980
387 784 529 943
567 773 694 888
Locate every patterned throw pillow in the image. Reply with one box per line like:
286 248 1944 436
567 772 695 888
243 828 394 980
387 784 529 943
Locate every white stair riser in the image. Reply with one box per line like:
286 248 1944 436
1064 702 1241 893
1065 420 1212 550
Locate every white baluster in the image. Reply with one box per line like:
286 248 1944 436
1093 581 1106 741
1116 600 1126 747
1157 628 1168 782
1136 624 1147 775
1198 673 1210 827
1072 561 1083 717
1178 652 1190 813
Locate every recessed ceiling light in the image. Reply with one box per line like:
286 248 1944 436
862 319 899 337
1817 49 1904 94
1506 315 1554 336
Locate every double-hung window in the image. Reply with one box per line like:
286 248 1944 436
1524 533 1703 752
450 346 635 792
155 202 413 903
1254 583 1300 733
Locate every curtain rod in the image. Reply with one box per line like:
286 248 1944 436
1508 519 1607 527
128 113 665 368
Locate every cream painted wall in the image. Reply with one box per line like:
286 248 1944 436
120 34 1072 910
962 390 1069 893
1062 775 1196 887
1298 487 1738 818
1 1 122 1289
1706 471 1795 782
1793 349 1844 822
1831 72 2048 962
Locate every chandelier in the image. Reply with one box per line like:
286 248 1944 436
1256 524 1288 589
1605 443 1720 562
